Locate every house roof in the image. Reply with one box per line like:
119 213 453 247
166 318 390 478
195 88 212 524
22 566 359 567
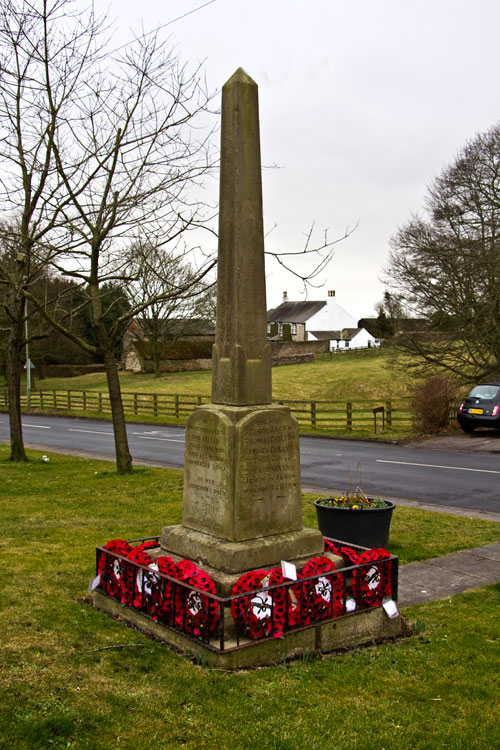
358 317 428 336
310 328 363 341
267 301 326 323
342 328 363 340
309 330 342 340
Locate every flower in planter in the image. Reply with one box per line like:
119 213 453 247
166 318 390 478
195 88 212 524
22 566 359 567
317 495 386 509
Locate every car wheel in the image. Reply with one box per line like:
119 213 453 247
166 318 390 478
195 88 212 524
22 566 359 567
461 425 475 434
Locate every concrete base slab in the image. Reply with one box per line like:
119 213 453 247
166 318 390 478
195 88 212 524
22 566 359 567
92 590 403 668
466 543 500 560
424 552 500 579
397 582 440 607
398 543 500 607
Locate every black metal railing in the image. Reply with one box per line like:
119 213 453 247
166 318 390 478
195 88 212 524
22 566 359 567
94 537 399 654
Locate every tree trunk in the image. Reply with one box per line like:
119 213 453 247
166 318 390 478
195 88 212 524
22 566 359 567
153 346 160 378
6 294 28 462
102 346 132 474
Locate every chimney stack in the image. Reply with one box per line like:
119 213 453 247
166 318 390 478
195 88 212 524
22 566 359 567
328 290 335 298
282 291 288 303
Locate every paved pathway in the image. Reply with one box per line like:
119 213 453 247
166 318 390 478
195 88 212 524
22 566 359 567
398 542 500 607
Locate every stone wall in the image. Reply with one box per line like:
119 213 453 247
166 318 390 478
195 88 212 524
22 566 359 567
123 340 329 373
142 358 213 373
270 339 329 357
37 363 105 378
272 353 315 367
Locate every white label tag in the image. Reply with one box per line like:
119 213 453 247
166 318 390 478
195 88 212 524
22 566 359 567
90 574 101 591
383 599 399 619
281 560 297 580
345 598 357 613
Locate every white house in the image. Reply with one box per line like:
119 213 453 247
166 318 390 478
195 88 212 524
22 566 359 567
267 290 379 350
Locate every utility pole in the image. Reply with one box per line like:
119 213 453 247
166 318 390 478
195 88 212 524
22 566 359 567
25 311 31 409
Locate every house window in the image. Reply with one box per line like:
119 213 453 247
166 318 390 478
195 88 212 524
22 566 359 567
291 323 297 335
267 323 271 334
278 322 283 335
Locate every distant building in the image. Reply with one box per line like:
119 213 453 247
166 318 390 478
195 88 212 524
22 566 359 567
267 290 378 350
122 317 215 372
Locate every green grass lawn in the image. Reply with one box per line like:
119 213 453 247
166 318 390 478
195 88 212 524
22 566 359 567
28 351 409 401
2 447 500 749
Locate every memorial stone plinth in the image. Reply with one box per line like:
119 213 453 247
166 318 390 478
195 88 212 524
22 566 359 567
182 405 302 541
93 68 402 666
160 68 324 593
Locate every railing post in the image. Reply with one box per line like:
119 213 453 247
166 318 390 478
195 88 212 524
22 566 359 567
153 393 158 417
386 400 392 429
311 401 316 429
174 394 179 419
40 390 44 410
134 393 138 415
98 392 102 413
83 390 87 411
67 390 71 410
346 402 352 431
197 395 202 406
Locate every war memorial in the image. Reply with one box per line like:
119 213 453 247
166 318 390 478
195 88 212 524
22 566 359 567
92 69 402 668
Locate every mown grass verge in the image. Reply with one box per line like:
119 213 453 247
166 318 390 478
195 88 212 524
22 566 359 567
11 353 405 401
1 447 500 749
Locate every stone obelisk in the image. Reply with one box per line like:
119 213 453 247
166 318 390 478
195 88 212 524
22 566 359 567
161 69 323 592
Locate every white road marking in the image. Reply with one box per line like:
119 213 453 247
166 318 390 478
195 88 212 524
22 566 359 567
135 435 185 443
23 424 51 429
376 459 500 475
68 428 114 435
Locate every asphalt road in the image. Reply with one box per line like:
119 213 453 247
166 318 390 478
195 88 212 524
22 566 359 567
2 413 500 514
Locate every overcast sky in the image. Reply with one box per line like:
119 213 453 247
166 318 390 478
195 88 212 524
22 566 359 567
108 0 500 320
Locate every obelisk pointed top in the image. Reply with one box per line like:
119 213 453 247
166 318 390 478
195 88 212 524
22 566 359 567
211 69 271 406
224 67 256 86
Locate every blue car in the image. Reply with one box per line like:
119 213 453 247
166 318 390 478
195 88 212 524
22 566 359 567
457 382 500 433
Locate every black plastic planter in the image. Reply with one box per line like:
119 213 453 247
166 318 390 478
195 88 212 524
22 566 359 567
314 499 395 549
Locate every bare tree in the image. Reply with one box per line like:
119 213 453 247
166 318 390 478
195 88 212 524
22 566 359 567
0 0 215 472
0 0 103 460
0 0 348 472
386 122 500 383
265 221 357 296
125 243 215 378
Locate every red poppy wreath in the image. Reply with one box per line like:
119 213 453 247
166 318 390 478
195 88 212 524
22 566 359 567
97 539 131 599
301 556 344 621
172 560 219 637
124 547 155 609
352 548 392 608
231 569 289 639
150 555 179 622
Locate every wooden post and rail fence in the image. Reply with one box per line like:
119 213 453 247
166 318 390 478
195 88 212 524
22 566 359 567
0 387 460 433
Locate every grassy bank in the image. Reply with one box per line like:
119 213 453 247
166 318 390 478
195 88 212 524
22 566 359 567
24 351 408 401
1 448 500 749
